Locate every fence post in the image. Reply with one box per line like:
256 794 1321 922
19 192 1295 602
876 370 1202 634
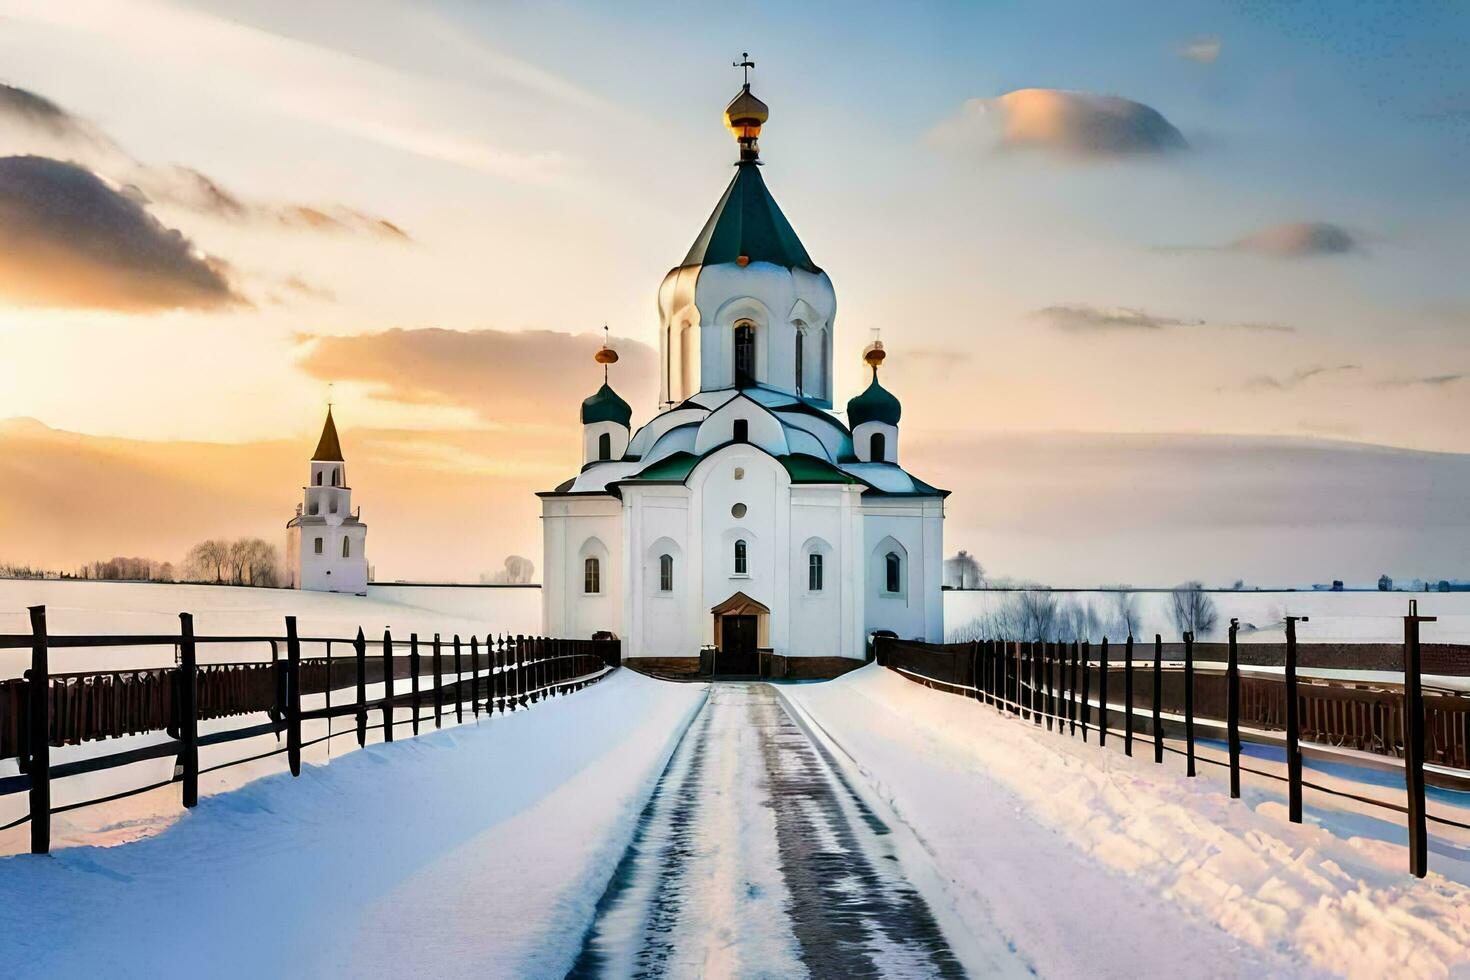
410 633 421 736
178 612 199 808
1403 601 1433 878
1069 640 1079 735
471 636 481 719
382 629 394 743
1285 615 1307 822
1152 634 1163 764
1099 638 1110 747
285 616 302 777
26 605 50 854
433 633 443 728
1227 619 1241 798
453 634 464 724
1080 640 1091 742
1184 631 1196 777
355 628 367 747
1124 634 1134 757
1044 641 1055 731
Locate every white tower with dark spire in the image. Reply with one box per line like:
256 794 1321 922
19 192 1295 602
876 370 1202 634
286 406 369 594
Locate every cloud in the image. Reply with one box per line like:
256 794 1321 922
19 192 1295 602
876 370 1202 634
1177 36 1222 64
1034 305 1295 336
0 155 244 311
0 81 409 241
1239 364 1360 392
296 327 659 426
1233 221 1358 257
931 89 1188 160
1378 373 1468 389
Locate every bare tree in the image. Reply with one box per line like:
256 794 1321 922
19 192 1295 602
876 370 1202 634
482 555 536 585
1105 585 1143 638
1170 581 1219 637
944 550 984 589
1013 589 1059 641
185 539 231 583
238 538 280 587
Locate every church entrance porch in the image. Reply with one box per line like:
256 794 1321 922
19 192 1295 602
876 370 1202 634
710 591 768 677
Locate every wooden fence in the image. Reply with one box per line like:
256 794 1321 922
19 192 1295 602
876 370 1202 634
0 606 621 854
876 605 1467 879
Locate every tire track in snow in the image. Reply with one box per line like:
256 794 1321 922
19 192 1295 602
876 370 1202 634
570 683 968 978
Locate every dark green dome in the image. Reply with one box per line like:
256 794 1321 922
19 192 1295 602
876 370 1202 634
846 375 901 427
581 383 632 427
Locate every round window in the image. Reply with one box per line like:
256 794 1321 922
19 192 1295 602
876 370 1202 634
731 503 747 518
734 467 745 480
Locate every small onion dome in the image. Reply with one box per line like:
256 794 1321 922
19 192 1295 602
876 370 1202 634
862 341 886 370
724 85 768 140
594 346 619 366
581 382 632 427
847 375 901 428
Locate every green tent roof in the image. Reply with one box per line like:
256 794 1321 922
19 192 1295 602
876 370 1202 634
630 451 700 482
846 374 901 427
779 453 856 484
581 382 632 427
681 163 819 273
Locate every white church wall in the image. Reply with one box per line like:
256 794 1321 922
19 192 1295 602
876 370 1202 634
862 498 945 642
540 495 623 640
621 486 693 658
787 485 866 657
296 524 368 595
690 446 790 652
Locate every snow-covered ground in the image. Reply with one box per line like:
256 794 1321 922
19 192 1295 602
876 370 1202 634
785 665 1470 978
0 579 541 674
946 588 1470 644
0 669 706 979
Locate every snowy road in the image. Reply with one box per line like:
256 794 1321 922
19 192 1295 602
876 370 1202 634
570 683 973 979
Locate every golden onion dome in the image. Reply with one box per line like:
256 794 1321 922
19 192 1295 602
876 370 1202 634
862 340 886 371
725 85 768 162
594 346 619 365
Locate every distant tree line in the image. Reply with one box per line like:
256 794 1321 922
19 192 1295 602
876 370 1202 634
183 538 282 587
951 582 1218 642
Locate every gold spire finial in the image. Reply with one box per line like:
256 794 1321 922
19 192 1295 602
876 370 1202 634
862 329 886 376
725 53 768 163
594 324 619 381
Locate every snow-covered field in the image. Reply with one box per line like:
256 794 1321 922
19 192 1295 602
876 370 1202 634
0 669 706 979
0 579 542 675
785 666 1470 978
946 587 1470 644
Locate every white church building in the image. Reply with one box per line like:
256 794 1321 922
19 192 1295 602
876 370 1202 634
539 77 946 670
286 407 369 594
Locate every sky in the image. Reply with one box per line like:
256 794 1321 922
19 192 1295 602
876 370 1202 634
0 0 1466 585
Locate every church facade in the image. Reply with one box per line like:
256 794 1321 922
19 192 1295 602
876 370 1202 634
286 407 369 594
539 79 945 664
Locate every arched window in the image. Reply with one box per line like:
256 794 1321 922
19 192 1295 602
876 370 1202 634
734 539 748 575
659 554 673 592
598 432 611 460
342 537 350 558
313 537 324 555
870 431 886 461
329 496 338 514
885 552 902 594
808 552 824 592
794 329 804 395
733 418 749 443
584 557 601 594
314 470 322 486
734 322 755 387
332 467 341 487
309 500 319 516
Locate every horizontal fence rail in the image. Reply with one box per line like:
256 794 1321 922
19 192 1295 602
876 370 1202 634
875 603 1465 879
0 606 621 853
